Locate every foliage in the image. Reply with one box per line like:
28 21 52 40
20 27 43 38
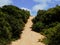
32 5 60 45
0 5 30 45
32 22 44 32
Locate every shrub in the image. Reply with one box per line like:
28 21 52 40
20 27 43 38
32 22 44 32
32 5 60 45
0 5 30 45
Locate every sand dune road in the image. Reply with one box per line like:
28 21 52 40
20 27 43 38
11 16 45 45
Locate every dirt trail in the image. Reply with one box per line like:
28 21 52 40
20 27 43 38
11 16 45 45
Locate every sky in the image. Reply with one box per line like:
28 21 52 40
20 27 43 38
0 0 60 16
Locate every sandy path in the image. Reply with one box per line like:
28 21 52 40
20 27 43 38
11 16 45 45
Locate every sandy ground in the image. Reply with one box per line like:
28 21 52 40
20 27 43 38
11 16 45 45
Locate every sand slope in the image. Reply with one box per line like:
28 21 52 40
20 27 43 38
11 16 45 45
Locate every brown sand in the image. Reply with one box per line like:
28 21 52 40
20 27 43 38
11 16 45 45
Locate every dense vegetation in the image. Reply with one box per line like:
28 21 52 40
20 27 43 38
0 5 30 45
32 5 60 45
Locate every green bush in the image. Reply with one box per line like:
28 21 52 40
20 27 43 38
43 23 60 45
32 5 60 45
0 5 30 45
32 22 44 32
0 11 12 45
